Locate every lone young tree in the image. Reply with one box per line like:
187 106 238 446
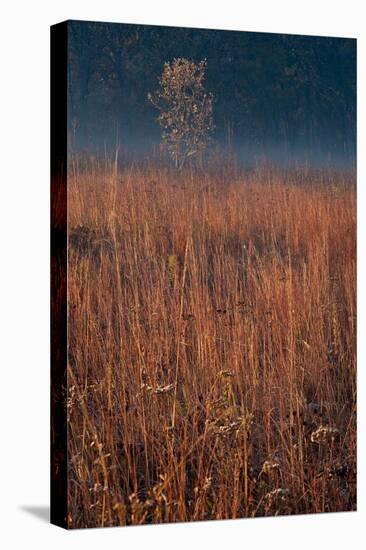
148 58 214 170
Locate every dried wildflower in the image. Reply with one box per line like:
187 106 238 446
261 460 280 476
218 370 234 378
264 488 289 507
89 501 100 509
301 340 311 350
66 385 76 421
194 476 212 496
140 382 154 393
311 426 340 445
89 482 103 494
215 421 241 436
153 383 175 395
140 382 175 395
202 476 212 491
128 492 139 503
208 415 252 438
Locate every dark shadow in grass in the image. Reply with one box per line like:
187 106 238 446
20 506 49 523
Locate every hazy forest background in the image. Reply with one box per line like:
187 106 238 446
67 21 356 167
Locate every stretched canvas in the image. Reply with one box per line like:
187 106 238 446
51 20 356 529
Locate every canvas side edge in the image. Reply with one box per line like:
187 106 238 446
50 21 69 529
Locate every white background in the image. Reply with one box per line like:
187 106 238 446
0 0 364 548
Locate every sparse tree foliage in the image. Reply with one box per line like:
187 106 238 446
148 58 214 169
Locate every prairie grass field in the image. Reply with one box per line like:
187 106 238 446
66 158 356 528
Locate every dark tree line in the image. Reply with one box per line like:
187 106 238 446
68 20 356 161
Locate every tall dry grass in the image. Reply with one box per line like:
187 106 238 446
66 158 356 528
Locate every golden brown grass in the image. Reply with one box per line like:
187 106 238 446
66 158 356 528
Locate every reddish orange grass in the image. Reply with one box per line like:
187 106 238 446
66 159 356 528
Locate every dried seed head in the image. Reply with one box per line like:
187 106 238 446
141 382 175 395
311 426 340 445
218 369 234 378
194 476 212 496
140 383 153 393
264 488 289 507
153 383 175 395
261 460 280 476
